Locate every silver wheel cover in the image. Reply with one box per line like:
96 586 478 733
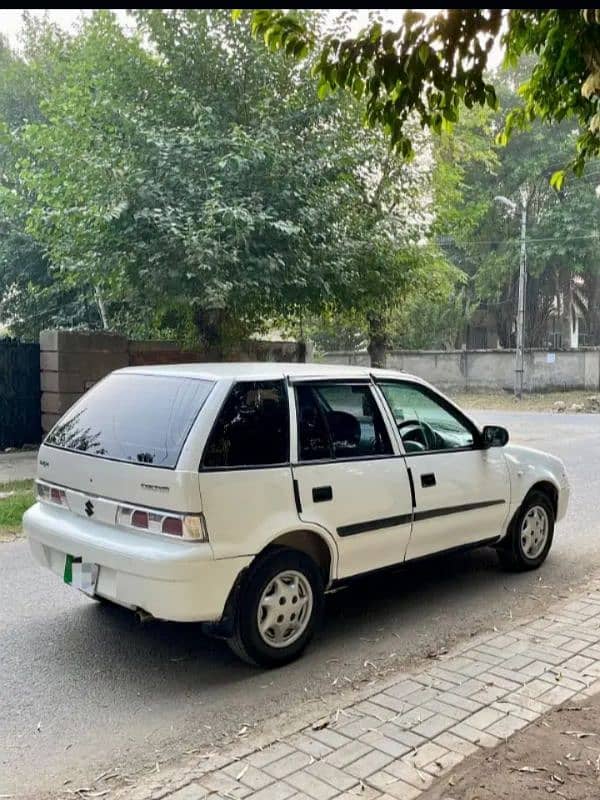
520 505 549 560
257 570 314 649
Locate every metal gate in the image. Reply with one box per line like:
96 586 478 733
0 339 41 449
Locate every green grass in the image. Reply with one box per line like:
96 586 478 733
0 479 35 541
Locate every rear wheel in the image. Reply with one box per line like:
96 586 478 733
497 491 554 572
228 548 324 667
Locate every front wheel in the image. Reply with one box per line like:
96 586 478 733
228 548 324 668
497 491 555 572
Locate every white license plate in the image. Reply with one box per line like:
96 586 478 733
64 555 99 597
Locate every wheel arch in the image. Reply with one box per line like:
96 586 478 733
525 480 559 518
261 528 338 585
504 479 559 541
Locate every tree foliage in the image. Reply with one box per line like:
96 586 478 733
1 10 456 357
247 9 600 179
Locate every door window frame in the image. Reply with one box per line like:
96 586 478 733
372 379 484 457
289 377 402 465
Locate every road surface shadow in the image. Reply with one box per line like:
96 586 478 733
25 543 553 688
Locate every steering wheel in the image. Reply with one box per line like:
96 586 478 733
397 419 437 451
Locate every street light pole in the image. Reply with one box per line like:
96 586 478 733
494 191 528 399
515 189 528 399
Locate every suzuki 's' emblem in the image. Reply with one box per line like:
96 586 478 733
85 500 94 517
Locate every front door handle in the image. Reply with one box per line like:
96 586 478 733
313 485 333 503
421 473 436 488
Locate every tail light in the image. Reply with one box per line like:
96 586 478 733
116 505 207 542
36 481 69 508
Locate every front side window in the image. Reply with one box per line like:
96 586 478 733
378 382 475 453
45 373 214 468
296 383 392 461
202 380 289 468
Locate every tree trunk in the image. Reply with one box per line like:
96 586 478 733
367 313 388 368
95 286 109 330
586 271 600 345
195 307 228 360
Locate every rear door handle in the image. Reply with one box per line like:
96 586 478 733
312 485 333 503
421 473 436 488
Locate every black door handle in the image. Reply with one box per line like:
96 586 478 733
421 473 436 488
313 485 333 503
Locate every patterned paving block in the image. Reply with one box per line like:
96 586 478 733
264 751 313 780
486 714 530 739
463 707 507 731
288 733 333 760
345 749 395 779
285 770 340 800
360 730 411 758
433 731 479 757
450 722 501 748
223 762 275 791
248 743 297 769
412 713 455 739
324 740 372 769
305 760 359 791
402 741 449 771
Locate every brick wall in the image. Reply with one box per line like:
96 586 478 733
39 330 306 433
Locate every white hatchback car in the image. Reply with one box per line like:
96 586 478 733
25 363 569 666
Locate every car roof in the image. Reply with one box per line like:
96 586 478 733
116 361 426 384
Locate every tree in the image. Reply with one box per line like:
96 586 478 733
6 9 456 363
247 9 600 179
429 61 600 350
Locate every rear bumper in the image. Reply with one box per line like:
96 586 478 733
24 502 251 622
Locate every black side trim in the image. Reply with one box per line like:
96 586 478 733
338 513 413 537
407 468 416 509
335 499 505 538
293 479 302 514
405 536 502 565
328 535 502 588
414 499 505 522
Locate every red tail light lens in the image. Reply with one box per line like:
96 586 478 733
131 510 149 529
161 516 183 536
37 481 69 508
116 505 207 542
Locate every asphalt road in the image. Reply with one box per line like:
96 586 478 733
1 410 599 798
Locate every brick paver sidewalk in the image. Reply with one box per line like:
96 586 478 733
140 586 600 800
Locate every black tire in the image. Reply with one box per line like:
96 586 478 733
497 490 555 572
228 547 324 668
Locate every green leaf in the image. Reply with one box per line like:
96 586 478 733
418 43 429 65
317 81 331 100
550 169 566 191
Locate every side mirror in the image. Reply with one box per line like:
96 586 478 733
482 425 509 448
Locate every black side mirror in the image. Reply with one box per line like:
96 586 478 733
482 425 509 448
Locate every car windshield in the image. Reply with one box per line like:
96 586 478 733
45 373 214 468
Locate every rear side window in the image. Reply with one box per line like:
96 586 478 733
202 380 289 468
45 373 214 468
296 383 393 461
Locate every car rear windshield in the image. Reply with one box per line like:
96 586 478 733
45 373 214 468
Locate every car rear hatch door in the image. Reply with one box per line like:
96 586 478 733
38 371 215 517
